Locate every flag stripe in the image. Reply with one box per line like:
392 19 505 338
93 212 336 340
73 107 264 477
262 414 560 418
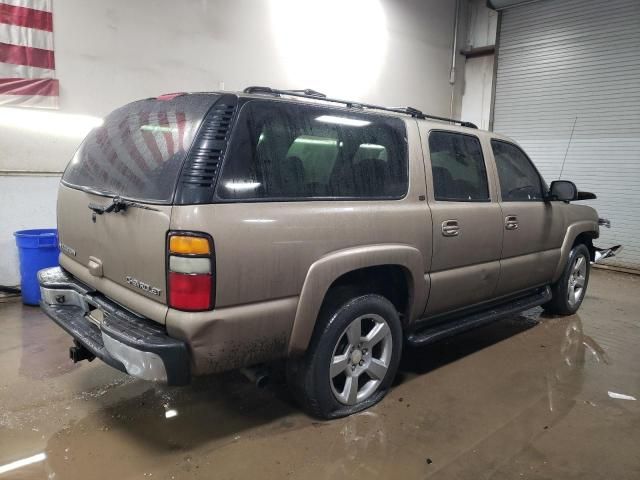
0 77 57 95
0 92 57 107
0 0 52 13
0 41 54 69
0 23 53 50
0 3 53 32
0 61 52 78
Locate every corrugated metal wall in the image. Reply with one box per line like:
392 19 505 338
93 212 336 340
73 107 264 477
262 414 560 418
493 0 640 271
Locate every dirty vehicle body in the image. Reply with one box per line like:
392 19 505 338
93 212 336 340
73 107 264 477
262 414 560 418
39 87 619 418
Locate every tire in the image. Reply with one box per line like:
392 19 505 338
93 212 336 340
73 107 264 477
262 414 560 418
287 294 403 419
543 244 590 315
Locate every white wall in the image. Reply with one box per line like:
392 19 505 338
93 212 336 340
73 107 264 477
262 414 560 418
0 0 464 284
0 176 60 284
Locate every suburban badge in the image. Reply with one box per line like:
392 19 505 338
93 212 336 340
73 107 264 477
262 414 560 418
59 242 76 257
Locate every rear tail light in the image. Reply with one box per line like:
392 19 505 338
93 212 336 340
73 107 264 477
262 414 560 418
167 233 214 311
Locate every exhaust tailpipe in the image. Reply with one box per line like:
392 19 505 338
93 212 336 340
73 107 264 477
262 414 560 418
240 366 270 389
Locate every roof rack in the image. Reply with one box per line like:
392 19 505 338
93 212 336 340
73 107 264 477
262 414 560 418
243 86 478 129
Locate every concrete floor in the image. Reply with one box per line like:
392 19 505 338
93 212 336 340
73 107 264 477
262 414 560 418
1 269 639 480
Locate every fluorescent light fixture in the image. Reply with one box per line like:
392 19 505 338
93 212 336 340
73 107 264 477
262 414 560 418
315 115 371 127
293 136 338 146
0 107 103 138
359 143 386 150
140 125 177 133
243 218 276 223
225 181 261 191
0 453 47 475
165 409 178 418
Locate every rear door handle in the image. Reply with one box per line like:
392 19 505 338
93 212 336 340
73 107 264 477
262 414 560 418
442 220 460 237
505 215 519 230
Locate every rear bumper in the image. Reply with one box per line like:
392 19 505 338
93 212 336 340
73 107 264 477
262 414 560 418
38 267 190 386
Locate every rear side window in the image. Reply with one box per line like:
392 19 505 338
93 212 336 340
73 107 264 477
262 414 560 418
216 101 408 200
491 140 544 201
63 94 219 203
428 131 490 201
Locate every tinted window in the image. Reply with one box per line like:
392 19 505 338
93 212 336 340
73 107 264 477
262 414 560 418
216 101 408 200
63 94 218 202
491 140 544 201
428 131 489 201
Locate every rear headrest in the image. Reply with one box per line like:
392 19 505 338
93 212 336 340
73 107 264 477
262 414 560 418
353 158 388 195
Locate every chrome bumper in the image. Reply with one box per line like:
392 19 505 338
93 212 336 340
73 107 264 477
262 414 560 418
38 267 190 386
593 244 622 264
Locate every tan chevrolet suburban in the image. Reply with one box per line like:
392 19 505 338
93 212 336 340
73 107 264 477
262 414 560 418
39 87 620 419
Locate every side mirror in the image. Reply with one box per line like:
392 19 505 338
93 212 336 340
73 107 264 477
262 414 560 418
548 180 578 202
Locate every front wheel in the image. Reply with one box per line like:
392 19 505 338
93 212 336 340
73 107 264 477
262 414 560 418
543 244 590 315
287 294 403 419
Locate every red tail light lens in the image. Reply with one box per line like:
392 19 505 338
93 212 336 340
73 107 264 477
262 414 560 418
167 232 214 311
168 272 212 311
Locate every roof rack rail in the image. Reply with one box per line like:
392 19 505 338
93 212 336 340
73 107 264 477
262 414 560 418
242 86 478 129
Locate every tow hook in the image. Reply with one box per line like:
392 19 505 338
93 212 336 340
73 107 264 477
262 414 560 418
69 341 96 363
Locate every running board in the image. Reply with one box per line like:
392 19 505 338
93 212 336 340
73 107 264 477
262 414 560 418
406 287 552 347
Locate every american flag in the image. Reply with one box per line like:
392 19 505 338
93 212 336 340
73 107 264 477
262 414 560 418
0 0 58 108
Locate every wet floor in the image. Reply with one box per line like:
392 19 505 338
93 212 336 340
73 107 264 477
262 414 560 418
1 269 639 479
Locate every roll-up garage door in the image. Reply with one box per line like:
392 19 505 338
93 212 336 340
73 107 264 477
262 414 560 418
493 0 640 271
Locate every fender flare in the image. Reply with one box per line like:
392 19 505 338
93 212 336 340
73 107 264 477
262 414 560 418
287 244 428 355
552 220 599 283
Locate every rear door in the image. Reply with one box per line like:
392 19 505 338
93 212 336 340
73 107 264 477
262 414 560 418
57 93 220 323
421 128 503 316
490 139 564 296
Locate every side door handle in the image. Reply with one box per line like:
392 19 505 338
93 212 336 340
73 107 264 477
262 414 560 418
441 220 460 237
505 215 519 230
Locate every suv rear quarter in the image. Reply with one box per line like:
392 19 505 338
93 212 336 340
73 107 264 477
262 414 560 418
53 92 432 377
166 96 431 375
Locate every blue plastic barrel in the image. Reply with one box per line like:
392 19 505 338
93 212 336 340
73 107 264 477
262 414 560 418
14 229 60 305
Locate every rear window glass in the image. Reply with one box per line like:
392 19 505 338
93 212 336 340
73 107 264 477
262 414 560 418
62 94 219 203
216 100 408 200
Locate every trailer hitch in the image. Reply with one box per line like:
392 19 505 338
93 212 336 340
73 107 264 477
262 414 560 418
69 341 96 363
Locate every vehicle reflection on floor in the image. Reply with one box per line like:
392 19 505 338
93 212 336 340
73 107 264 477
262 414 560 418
38 314 581 478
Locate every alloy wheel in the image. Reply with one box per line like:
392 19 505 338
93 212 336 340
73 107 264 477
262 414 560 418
567 254 587 307
329 313 393 405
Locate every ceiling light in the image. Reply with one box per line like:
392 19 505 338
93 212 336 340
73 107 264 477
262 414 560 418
316 115 371 127
224 181 261 191
293 137 338 145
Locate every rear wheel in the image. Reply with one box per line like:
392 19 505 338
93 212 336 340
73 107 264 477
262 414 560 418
287 294 402 419
543 244 590 315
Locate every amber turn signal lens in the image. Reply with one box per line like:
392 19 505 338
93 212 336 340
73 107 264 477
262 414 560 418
169 236 210 255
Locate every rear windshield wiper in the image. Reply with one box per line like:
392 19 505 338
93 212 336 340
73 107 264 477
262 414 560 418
88 197 159 215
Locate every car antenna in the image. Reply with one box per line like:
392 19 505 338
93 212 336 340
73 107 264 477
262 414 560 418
558 116 578 179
